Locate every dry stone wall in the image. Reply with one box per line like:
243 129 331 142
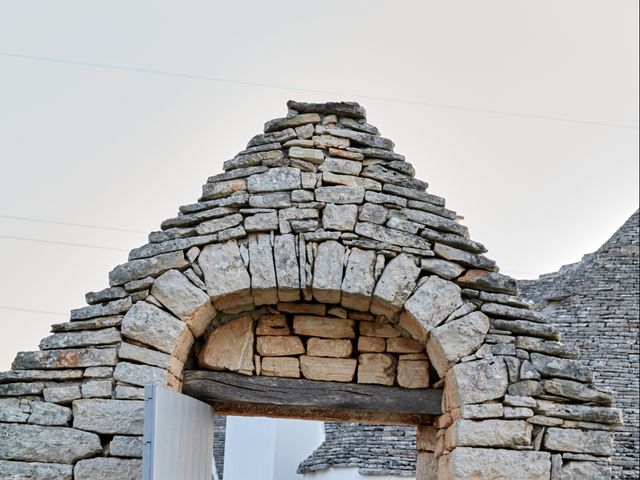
0 100 622 480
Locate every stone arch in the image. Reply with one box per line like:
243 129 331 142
0 101 621 480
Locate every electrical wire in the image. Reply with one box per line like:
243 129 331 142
0 214 147 234
0 306 66 316
0 234 130 252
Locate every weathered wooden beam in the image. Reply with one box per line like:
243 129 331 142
182 370 442 425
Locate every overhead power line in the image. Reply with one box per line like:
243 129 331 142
0 214 147 234
0 306 66 316
0 234 130 252
1 51 638 130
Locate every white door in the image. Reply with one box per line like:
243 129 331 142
143 385 215 480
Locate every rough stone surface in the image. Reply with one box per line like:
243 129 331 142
439 448 551 480
371 254 421 317
300 356 357 382
445 358 509 408
109 251 188 285
74 458 141 480
0 460 73 480
312 241 345 304
544 428 614 456
199 240 252 310
198 315 254 375
73 399 144 435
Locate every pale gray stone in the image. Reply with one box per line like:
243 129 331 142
0 369 83 384
199 240 253 310
508 380 544 396
400 276 463 342
294 124 315 140
319 157 362 175
43 386 81 404
481 303 548 323
313 240 345 304
70 297 132 321
249 192 292 208
382 183 445 206
317 125 394 150
288 100 367 119
491 319 560 341
223 150 284 170
544 428 614 456
520 359 541 380
561 461 611 479
448 419 532 448
12 348 117 370
81 380 112 399
420 258 465 280
313 134 350 149
439 448 550 480
113 362 175 388
341 248 377 312
401 208 466 236
208 166 269 184
114 385 145 400
200 178 247 200
265 113 321 133
445 358 508 408
514 338 578 360
73 399 144 435
245 211 279 232
291 189 315 202
289 146 325 163
535 401 622 425
421 226 487 254
0 460 73 480
446 301 478 322
247 167 301 192
249 233 278 305
109 251 188 286
85 286 127 305
365 191 407 208
543 378 613 405
51 315 123 333
315 186 365 204
194 213 243 236
322 171 381 191
110 436 143 458
273 234 300 302
504 407 534 419
118 342 181 376
39 328 121 350
179 192 249 214
355 222 431 250
456 270 518 294
427 311 490 376
479 291 534 309
434 243 496 271
0 382 44 396
359 203 388 224
370 254 420 317
121 301 193 361
530 353 593 383
458 403 504 420
74 458 141 480
0 424 101 463
28 402 72 426
323 203 358 231
0 399 30 422
151 269 216 337
386 216 421 234
504 394 537 408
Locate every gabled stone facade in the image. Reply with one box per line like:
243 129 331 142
0 101 622 479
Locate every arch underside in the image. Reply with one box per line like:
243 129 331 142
0 101 621 480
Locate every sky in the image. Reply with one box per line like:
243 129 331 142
0 0 638 371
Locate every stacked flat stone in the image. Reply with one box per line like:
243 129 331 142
520 209 639 480
0 100 622 480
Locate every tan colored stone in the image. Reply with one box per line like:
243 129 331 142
261 357 300 378
256 314 290 336
359 321 401 338
277 303 326 316
387 337 424 353
300 356 357 382
357 353 397 386
397 360 430 389
257 336 305 357
254 355 261 375
357 336 386 353
198 315 254 375
307 338 353 358
400 353 429 360
293 316 355 339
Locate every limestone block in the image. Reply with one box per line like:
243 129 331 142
386 337 424 353
433 243 496 271
341 248 377 311
195 213 243 235
357 353 397 386
318 126 393 150
247 167 301 192
114 386 144 400
109 251 188 286
356 222 431 250
256 314 290 336
457 403 504 420
530 353 593 383
274 234 301 302
293 315 355 339
261 357 300 378
561 461 611 479
456 270 517 294
43 386 81 404
0 382 44 396
114 361 176 389
300 356 357 382
278 303 326 315
257 336 305 357
289 146 325 163
74 458 141 480
70 297 132 321
80 380 112 399
28 401 72 426
249 192 292 208
544 428 614 456
426 311 490 376
515 337 579 359
446 419 532 449
121 301 193 361
201 178 247 200
199 240 252 310
359 321 401 338
322 171 381 191
0 399 30 423
445 358 509 408
535 401 622 425
315 186 365 204
508 380 544 397
151 269 216 337
400 276 463 342
371 254 421 317
504 407 534 419
438 448 551 480
397 360 429 388
198 315 254 375
322 203 358 232
118 342 182 376
319 157 362 175
420 258 465 280
12 348 117 370
543 378 612 405
73 399 144 435
39 328 121 350
312 241 345 304
357 336 386 353
306 338 353 358
0 424 102 464
109 436 143 458
249 233 278 305
264 113 321 133
0 460 72 480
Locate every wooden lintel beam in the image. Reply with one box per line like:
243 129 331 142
182 370 442 424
